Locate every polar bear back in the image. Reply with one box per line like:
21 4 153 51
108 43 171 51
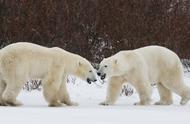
133 46 183 82
0 42 65 79
135 46 180 67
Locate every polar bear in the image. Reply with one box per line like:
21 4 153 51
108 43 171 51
0 42 97 107
97 46 190 105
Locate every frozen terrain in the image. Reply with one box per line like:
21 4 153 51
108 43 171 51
1 75 190 124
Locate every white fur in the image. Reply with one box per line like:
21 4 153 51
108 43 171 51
0 42 96 106
98 46 190 105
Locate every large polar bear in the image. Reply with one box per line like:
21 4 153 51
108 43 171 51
0 42 97 107
97 46 190 105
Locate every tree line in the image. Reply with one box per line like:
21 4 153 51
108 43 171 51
0 0 190 63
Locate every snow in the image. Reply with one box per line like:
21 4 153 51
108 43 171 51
1 76 190 124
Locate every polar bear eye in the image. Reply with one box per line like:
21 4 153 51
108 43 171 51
104 65 108 68
89 70 92 73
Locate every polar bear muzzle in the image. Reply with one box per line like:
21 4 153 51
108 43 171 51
97 72 106 80
87 77 97 84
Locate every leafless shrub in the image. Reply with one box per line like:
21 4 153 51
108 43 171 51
67 75 77 84
182 59 190 73
120 84 134 96
23 79 42 91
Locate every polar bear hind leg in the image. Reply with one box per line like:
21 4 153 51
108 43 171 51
154 83 173 105
2 78 23 106
163 79 190 105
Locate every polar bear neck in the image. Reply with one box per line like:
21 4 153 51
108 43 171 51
49 47 85 77
60 51 81 75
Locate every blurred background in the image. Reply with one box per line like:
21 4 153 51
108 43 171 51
0 0 190 63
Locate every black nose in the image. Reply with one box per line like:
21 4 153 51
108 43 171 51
97 72 101 76
87 78 91 84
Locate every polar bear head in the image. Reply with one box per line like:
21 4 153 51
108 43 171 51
97 53 127 80
74 57 97 84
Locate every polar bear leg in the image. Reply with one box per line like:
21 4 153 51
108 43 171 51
154 83 173 105
42 71 63 107
42 66 65 107
134 90 151 105
2 80 23 106
134 80 152 105
100 77 124 106
179 86 190 105
0 79 6 105
58 79 78 106
43 81 62 107
164 80 190 105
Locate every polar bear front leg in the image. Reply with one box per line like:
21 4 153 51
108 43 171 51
43 80 62 107
42 70 63 107
133 80 152 105
100 77 124 106
58 77 78 106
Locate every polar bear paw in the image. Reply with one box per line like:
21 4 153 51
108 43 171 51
180 96 190 105
134 102 141 105
134 101 150 105
61 100 79 106
2 100 22 106
67 101 79 106
48 101 63 107
154 101 172 105
99 101 113 106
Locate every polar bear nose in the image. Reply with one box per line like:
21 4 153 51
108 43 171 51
87 78 91 84
97 72 101 76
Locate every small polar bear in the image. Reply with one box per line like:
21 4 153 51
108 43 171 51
0 42 97 107
97 46 190 105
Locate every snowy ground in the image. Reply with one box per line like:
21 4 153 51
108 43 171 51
1 75 190 124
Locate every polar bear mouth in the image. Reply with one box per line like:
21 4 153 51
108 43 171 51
87 78 91 84
97 72 106 80
100 74 106 80
87 78 97 84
